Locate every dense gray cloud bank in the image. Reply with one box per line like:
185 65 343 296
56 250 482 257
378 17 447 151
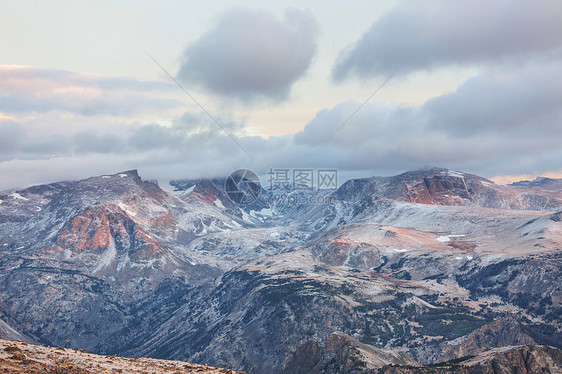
2 62 561 189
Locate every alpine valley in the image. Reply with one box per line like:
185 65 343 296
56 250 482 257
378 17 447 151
0 167 561 373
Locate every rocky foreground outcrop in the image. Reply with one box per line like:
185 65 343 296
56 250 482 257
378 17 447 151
0 339 247 374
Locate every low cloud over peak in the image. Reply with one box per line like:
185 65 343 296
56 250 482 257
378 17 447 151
177 8 318 102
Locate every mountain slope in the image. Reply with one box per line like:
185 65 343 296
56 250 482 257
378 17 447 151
0 167 560 373
380 345 562 374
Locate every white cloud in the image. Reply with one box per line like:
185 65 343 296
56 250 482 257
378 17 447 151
333 0 562 81
177 8 318 102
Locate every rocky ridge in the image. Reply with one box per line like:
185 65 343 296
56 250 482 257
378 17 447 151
0 339 246 373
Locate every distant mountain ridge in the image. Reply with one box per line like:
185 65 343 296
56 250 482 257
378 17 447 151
511 176 562 189
336 167 562 211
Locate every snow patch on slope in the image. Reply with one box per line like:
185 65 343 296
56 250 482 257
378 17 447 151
10 192 28 201
241 210 252 223
436 234 465 242
117 202 137 217
183 185 195 194
448 170 465 179
93 239 117 274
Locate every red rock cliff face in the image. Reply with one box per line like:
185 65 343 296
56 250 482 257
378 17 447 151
189 180 221 204
106 208 161 261
404 176 476 206
55 206 112 254
151 211 174 228
54 205 160 260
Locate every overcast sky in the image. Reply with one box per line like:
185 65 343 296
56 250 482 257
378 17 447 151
1 0 561 190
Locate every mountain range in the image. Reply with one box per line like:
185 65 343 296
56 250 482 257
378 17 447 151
0 167 560 373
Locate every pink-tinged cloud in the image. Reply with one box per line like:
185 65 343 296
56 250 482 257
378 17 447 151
0 65 181 116
491 172 562 185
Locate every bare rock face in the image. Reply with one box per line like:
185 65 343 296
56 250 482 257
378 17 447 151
478 345 562 374
427 318 536 364
54 204 161 262
284 334 562 374
283 332 418 374
379 345 562 374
